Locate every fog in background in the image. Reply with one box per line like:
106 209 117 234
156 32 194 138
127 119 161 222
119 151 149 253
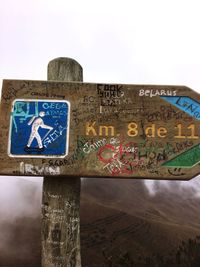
1 0 200 261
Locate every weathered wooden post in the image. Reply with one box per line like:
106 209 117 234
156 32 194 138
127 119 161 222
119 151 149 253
41 57 83 267
1 63 200 267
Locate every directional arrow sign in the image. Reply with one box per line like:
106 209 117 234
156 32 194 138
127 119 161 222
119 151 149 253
0 79 200 180
160 96 200 168
160 96 200 120
162 144 200 168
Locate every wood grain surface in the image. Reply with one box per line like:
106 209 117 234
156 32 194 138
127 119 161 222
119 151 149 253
41 57 82 267
0 80 200 180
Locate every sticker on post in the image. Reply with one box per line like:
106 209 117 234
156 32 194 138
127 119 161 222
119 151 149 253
8 99 70 158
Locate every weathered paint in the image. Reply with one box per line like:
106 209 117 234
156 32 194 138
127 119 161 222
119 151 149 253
8 99 70 158
0 79 200 180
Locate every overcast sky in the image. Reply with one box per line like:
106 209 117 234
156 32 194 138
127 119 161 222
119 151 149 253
1 0 200 197
1 0 200 90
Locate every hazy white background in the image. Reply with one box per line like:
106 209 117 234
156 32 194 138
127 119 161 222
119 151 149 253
1 0 200 88
0 0 200 218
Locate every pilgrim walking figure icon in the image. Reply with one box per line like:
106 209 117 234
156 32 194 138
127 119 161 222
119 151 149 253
24 111 53 152
9 99 70 158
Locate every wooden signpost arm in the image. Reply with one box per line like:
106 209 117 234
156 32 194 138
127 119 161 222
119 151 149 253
41 57 83 267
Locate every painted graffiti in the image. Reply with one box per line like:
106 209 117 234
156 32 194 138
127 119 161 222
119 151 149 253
9 99 70 158
97 139 141 175
1 79 199 179
139 89 177 97
96 138 194 176
97 84 124 106
83 138 107 154
161 96 200 120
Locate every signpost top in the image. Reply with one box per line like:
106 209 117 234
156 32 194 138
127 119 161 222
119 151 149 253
0 79 200 180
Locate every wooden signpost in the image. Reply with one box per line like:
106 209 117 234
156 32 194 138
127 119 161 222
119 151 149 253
0 78 200 180
42 58 82 267
1 57 200 267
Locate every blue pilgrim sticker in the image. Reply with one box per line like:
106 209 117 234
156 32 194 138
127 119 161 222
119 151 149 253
8 99 70 158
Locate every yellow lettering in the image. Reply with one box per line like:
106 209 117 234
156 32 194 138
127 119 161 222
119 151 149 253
174 124 186 139
157 127 167 138
127 122 138 137
145 124 155 137
86 122 97 136
187 124 199 139
99 125 115 136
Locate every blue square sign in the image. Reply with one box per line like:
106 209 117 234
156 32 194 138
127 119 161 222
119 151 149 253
8 99 70 158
